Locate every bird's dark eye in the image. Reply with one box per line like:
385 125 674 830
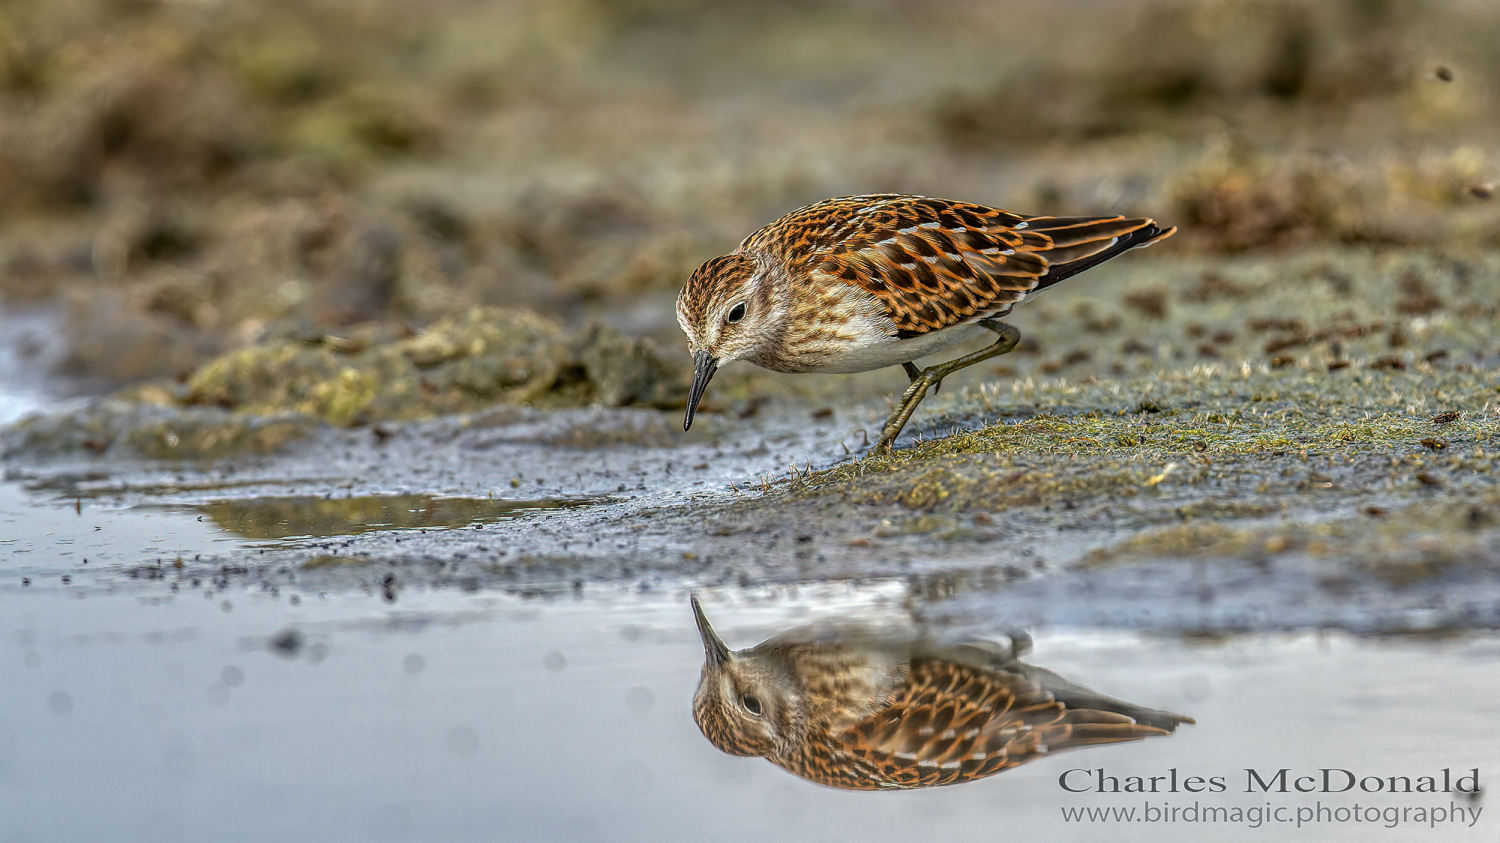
741 694 763 715
726 302 747 324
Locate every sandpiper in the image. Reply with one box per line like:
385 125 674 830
676 194 1174 452
690 597 1190 791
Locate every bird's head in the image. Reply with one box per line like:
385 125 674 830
690 595 800 759
675 253 781 431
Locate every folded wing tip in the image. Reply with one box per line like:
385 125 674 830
1140 223 1178 246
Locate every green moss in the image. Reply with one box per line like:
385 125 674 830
1082 488 1500 585
186 341 347 411
173 306 680 427
307 367 380 426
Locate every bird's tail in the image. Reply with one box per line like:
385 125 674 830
1019 662 1195 732
1022 215 1177 294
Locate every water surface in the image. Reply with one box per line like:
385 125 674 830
2 582 1494 842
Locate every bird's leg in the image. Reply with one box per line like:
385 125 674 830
872 320 1021 454
902 361 942 395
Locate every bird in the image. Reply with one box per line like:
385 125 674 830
675 194 1175 452
689 596 1193 791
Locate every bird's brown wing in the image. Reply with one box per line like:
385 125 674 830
742 194 1174 337
820 658 1177 790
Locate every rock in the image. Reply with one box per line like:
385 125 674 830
574 321 676 408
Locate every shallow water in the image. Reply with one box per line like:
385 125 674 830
192 493 606 545
1 582 1494 842
0 477 237 573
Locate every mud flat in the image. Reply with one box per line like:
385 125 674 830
3 247 1496 634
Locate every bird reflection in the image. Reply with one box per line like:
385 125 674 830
690 596 1192 791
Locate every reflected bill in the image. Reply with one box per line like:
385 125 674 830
690 596 1192 791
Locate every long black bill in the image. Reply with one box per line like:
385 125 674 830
683 351 718 432
691 594 731 668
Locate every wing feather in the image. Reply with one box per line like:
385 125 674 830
828 659 1180 789
739 194 1174 337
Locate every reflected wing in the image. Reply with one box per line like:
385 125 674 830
827 659 1181 790
743 194 1174 337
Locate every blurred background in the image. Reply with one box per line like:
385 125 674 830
1 0 1496 414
